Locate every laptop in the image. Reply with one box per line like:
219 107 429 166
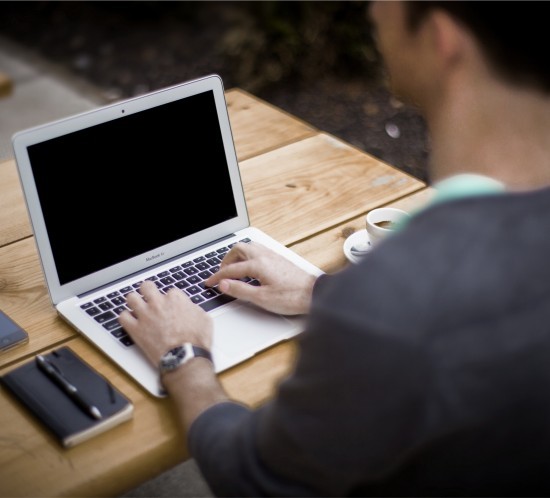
12 74 323 397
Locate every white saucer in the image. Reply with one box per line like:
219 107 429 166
343 229 372 264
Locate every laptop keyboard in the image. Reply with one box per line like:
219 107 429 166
79 238 259 348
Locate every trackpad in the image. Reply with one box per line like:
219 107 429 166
211 303 296 367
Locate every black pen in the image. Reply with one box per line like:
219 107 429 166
36 354 103 420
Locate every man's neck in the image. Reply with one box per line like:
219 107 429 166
427 76 550 191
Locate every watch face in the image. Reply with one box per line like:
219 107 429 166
159 344 212 375
162 346 187 371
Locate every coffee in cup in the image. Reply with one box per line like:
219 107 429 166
366 207 410 247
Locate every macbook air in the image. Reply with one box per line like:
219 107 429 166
12 74 322 397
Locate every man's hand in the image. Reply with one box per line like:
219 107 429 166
119 281 227 430
205 242 318 316
119 280 213 368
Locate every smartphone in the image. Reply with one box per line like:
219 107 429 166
0 310 29 353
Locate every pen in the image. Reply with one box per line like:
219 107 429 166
36 354 103 420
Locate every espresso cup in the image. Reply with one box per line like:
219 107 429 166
366 207 410 247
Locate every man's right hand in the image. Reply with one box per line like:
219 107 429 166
205 242 318 316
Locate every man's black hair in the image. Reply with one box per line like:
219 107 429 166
405 2 550 94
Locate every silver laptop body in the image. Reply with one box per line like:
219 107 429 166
12 74 322 397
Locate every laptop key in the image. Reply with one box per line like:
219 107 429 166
94 311 116 324
201 289 217 300
99 301 114 311
103 318 122 331
85 306 100 316
120 336 134 347
186 285 201 295
111 328 126 338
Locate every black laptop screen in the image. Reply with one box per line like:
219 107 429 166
27 90 238 285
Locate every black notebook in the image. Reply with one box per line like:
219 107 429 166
1 346 133 447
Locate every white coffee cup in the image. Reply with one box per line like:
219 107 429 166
366 207 410 247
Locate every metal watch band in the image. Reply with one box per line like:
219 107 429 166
158 343 213 375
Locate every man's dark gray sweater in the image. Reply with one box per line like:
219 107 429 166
190 188 550 496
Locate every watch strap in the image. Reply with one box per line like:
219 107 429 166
191 345 213 362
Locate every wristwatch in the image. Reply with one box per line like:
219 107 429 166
158 343 213 375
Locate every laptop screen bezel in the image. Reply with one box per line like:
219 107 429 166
12 74 250 305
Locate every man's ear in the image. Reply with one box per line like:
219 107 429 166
428 9 469 70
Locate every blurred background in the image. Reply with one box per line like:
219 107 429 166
0 1 429 181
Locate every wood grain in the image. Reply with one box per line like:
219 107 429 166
226 88 316 161
290 188 435 273
241 133 425 246
0 338 181 497
0 336 297 497
0 159 32 248
0 237 75 369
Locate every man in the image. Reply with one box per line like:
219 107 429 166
120 2 550 495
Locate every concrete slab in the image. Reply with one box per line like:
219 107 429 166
0 46 38 83
0 76 100 161
0 36 107 162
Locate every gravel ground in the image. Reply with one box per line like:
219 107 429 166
0 1 430 182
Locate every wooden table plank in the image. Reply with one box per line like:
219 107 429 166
0 338 180 497
0 237 75 369
0 335 297 497
290 188 435 273
226 88 316 161
0 159 32 248
241 133 425 246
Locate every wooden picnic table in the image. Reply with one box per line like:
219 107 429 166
0 88 432 497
